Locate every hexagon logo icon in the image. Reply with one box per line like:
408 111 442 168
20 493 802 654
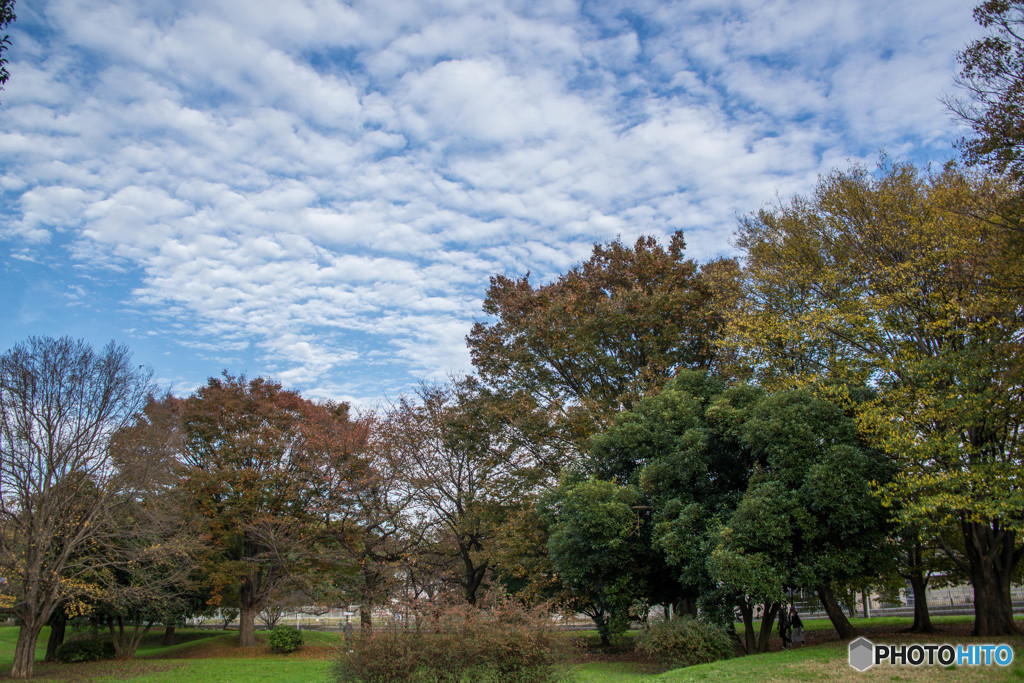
848 637 875 671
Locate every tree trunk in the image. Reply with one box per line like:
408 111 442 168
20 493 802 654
238 606 257 647
45 611 67 662
593 611 612 647
737 599 756 654
757 602 778 653
11 621 44 679
962 520 1020 636
460 547 487 606
907 572 934 633
816 584 856 639
163 624 176 646
360 604 373 631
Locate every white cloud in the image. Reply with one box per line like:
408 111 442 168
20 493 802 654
1 0 982 401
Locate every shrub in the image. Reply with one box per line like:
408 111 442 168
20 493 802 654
334 592 574 682
637 616 733 668
55 639 116 663
267 625 304 654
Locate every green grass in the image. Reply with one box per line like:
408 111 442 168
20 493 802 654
0 616 1021 681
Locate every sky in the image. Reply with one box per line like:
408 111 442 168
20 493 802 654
1 0 981 407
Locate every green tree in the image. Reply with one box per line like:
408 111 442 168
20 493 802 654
468 231 739 456
706 475 790 653
540 474 646 645
0 336 154 679
730 160 1024 635
589 372 753 620
731 389 893 640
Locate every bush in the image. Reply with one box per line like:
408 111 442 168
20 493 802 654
334 593 574 682
267 625 304 654
637 616 733 668
55 639 116 663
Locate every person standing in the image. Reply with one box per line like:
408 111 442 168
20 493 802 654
790 607 805 646
778 604 792 649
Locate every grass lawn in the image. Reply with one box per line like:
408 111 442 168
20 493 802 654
0 615 1020 681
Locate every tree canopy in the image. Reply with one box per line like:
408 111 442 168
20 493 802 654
951 0 1024 182
0 336 154 678
730 160 1024 635
468 230 739 455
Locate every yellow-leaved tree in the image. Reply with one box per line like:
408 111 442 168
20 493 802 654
728 160 1024 636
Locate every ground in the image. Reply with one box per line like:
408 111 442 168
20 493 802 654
0 615 1020 681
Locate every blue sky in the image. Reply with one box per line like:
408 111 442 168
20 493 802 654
1 0 980 407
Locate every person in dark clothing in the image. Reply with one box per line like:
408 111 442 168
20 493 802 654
790 606 805 646
778 604 792 649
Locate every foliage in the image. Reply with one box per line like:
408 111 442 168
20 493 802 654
267 626 304 654
179 373 361 646
382 379 544 606
729 159 1024 635
950 1 1024 182
0 0 13 99
333 593 572 683
468 231 739 455
540 474 646 645
0 336 155 678
637 616 734 668
55 639 116 663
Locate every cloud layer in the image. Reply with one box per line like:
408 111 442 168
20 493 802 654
0 0 979 403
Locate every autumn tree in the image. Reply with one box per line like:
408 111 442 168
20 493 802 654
179 373 350 647
300 408 423 630
730 160 1024 636
85 394 203 658
949 0 1024 182
0 336 154 678
384 380 541 605
468 231 739 456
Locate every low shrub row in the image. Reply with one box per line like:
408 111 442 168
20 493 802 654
334 593 574 682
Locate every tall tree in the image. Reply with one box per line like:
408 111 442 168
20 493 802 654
383 380 540 605
179 373 348 646
949 0 1024 182
730 160 1024 635
468 231 738 455
0 336 154 678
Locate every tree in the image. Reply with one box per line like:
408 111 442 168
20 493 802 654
731 389 893 640
949 1 1024 182
0 0 14 101
730 160 1024 635
588 371 751 621
383 380 539 606
346 426 424 631
0 336 154 678
540 474 647 646
179 373 342 647
468 231 739 456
